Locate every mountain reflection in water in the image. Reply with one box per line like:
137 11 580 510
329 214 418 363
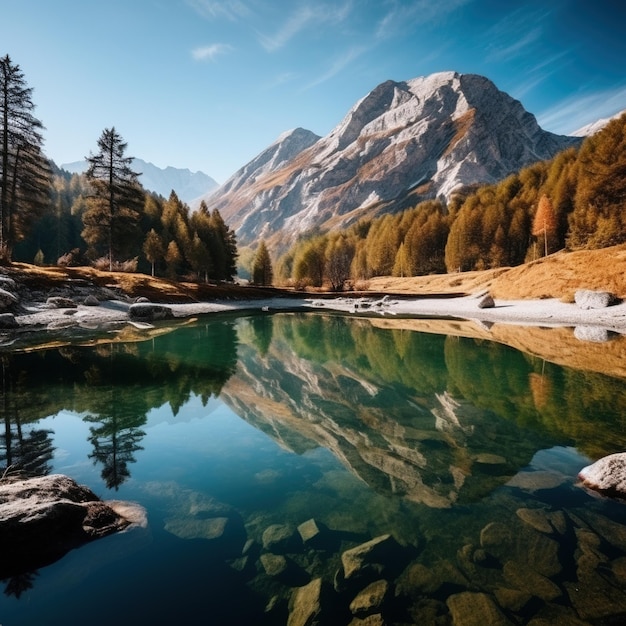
2 312 626 625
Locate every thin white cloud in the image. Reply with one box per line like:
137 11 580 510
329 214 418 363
537 84 626 135
487 27 542 62
192 43 233 61
186 0 251 21
304 45 367 90
261 71 298 91
510 51 571 99
258 1 353 52
376 0 471 40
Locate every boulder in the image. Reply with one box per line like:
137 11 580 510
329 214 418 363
0 287 18 310
84 294 100 306
46 296 77 309
0 312 18 329
341 534 401 581
446 592 510 626
0 474 142 578
349 579 389 617
262 523 299 553
574 289 618 310
129 302 173 322
579 452 626 498
477 294 495 309
288 578 324 626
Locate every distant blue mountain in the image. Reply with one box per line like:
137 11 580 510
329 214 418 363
60 158 218 205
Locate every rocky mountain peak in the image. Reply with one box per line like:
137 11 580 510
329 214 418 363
200 71 581 253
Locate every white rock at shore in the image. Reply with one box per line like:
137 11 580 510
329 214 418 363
579 453 626 497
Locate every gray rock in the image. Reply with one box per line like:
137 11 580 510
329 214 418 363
575 289 618 310
129 302 173 321
164 516 229 541
0 474 136 578
0 275 17 290
46 296 77 309
0 313 18 328
84 294 100 306
574 325 611 342
0 287 18 309
134 296 150 303
477 294 495 309
349 580 389 617
579 452 626 498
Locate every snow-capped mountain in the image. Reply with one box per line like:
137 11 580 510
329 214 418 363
570 108 626 137
60 158 218 204
200 71 581 252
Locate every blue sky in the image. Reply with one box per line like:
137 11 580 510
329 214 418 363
4 0 626 183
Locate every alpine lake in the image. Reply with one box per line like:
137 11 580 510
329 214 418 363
2 311 626 626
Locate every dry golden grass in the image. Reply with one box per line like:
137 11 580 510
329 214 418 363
367 244 626 300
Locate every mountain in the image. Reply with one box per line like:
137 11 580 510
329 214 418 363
571 108 626 137
200 71 581 253
60 158 218 204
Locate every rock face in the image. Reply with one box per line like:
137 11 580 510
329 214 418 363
201 71 580 253
579 453 626 497
0 474 144 577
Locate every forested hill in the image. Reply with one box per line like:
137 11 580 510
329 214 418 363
276 112 626 289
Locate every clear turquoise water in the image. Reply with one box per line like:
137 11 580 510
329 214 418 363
2 313 626 625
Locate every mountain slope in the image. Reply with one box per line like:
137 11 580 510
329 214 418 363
202 71 580 252
61 158 218 204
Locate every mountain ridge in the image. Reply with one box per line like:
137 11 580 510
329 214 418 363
198 71 581 253
60 158 218 204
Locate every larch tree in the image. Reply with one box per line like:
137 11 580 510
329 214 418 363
0 55 51 260
82 127 143 270
143 228 165 277
532 194 558 257
252 240 273 286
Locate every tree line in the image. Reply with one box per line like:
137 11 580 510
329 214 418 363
1 54 238 281
275 112 626 289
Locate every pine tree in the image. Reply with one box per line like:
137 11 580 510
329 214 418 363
0 55 51 260
252 240 273 285
82 128 143 270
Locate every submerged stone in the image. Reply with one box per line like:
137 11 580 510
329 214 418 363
446 591 510 626
288 577 324 626
349 579 389 617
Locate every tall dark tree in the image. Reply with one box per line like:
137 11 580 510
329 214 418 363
82 127 143 269
0 55 51 260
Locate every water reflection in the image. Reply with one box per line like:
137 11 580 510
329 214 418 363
2 314 626 624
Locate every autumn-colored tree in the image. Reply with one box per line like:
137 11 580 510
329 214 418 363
532 194 558 257
252 240 273 286
165 239 182 279
143 228 165 277
325 236 353 291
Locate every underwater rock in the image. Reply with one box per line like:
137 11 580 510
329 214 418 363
502 561 561 602
260 553 288 577
349 579 389 617
262 523 299 553
287 577 324 626
446 591 510 626
341 534 400 581
579 453 626 498
516 508 554 534
298 518 322 545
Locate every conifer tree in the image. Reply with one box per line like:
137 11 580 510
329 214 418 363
252 240 273 285
0 55 51 260
532 194 557 257
143 228 165 277
82 127 143 270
